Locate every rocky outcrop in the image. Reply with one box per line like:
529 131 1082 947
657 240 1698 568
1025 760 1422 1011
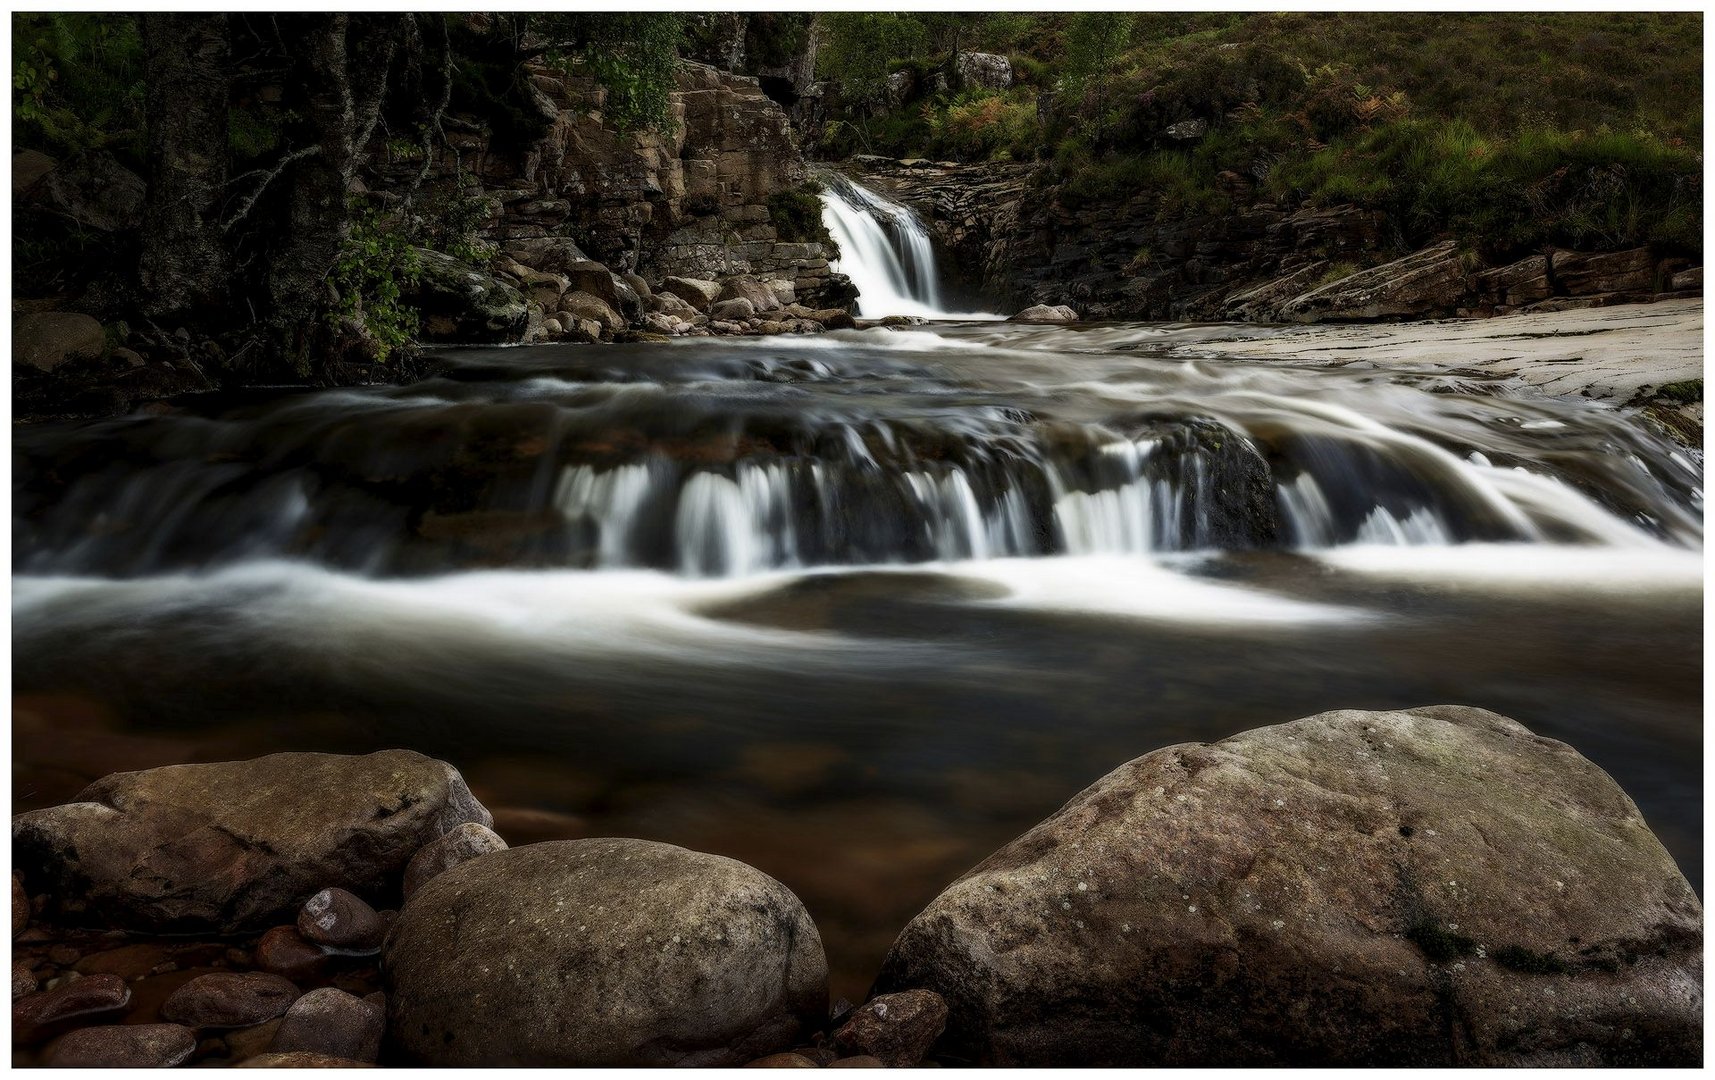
384 838 828 1066
1009 304 1078 323
954 52 1013 92
12 750 492 933
875 705 1702 1067
854 158 1700 323
405 250 530 343
12 312 106 372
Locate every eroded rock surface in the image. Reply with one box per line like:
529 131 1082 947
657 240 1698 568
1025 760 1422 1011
13 750 490 933
876 706 1702 1066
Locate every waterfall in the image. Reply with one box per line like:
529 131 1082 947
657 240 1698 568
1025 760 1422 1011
820 177 997 320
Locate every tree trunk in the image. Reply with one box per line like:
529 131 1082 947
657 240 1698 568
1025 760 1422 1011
137 14 230 322
263 14 404 377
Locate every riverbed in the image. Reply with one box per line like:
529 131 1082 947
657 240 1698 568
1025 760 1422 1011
12 311 1702 999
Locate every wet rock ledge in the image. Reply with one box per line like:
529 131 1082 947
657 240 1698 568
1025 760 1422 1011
11 707 1701 1067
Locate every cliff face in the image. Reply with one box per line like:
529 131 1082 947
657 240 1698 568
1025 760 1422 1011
365 60 845 313
854 157 1702 323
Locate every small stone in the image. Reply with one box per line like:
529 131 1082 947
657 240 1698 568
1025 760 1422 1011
236 1051 374 1067
161 971 300 1029
47 945 80 967
12 960 36 999
48 1023 197 1068
834 990 948 1067
254 926 330 980
13 972 131 1043
298 888 384 952
403 822 508 900
13 873 27 936
745 1052 821 1067
828 1056 886 1068
270 987 383 1063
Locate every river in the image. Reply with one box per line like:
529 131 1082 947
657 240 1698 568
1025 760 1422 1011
10 183 1703 1000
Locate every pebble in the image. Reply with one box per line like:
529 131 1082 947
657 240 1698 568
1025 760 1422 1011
236 1051 375 1067
403 823 509 900
253 926 329 980
745 1052 821 1067
47 1022 197 1067
222 1017 284 1061
833 990 949 1067
11 960 36 999
161 971 300 1029
12 873 26 937
46 945 80 967
829 1056 886 1068
298 888 385 952
12 973 132 1043
270 986 384 1063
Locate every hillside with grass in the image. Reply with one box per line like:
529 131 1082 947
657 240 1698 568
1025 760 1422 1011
817 12 1702 261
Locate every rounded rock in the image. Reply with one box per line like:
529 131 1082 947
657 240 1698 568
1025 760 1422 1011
270 986 384 1063
12 873 27 937
161 971 300 1030
745 1052 820 1067
297 888 384 952
47 1022 197 1068
828 1056 885 1068
402 822 508 901
385 838 828 1066
875 706 1704 1066
236 1051 374 1067
12 959 36 999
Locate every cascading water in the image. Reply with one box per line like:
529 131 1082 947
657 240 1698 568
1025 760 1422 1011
820 177 997 320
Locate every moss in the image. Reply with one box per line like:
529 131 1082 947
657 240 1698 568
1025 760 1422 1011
1406 917 1477 963
1656 379 1703 405
1492 944 1572 975
767 183 836 250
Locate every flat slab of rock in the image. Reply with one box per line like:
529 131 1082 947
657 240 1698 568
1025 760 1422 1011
875 706 1702 1066
13 973 131 1043
13 749 490 933
47 1022 197 1067
385 838 827 1066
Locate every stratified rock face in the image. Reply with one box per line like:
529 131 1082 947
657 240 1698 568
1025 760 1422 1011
1277 240 1470 321
12 750 491 934
384 838 828 1066
875 706 1702 1067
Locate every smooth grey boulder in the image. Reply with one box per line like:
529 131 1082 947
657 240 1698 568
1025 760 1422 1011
661 276 723 312
13 312 105 372
875 706 1702 1067
13 750 490 933
716 276 783 313
384 838 828 1066
403 249 530 343
1008 303 1077 323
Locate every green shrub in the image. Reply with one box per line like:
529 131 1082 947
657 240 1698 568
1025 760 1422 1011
767 183 835 249
329 205 423 362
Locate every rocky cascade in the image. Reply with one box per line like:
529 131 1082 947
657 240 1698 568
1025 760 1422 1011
851 157 1703 323
873 706 1703 1066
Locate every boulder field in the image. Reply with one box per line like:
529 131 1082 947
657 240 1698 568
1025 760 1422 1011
9 707 1701 1066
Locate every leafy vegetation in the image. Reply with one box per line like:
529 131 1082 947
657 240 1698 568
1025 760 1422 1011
814 12 1702 258
329 203 424 362
766 183 835 249
13 13 144 161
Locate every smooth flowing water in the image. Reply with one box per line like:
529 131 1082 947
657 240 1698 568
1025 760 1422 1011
12 319 1703 998
821 177 998 320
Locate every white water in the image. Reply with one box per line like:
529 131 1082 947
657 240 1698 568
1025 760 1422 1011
820 178 1000 320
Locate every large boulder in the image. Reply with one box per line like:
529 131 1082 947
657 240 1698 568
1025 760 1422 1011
403 249 530 343
875 706 1702 1067
565 260 644 323
500 237 590 276
13 750 491 933
1009 304 1078 323
717 276 783 313
561 291 623 334
1278 240 1472 322
13 312 105 372
661 276 724 312
954 52 1013 91
384 838 828 1066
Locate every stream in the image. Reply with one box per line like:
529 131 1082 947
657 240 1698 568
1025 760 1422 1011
11 183 1703 1000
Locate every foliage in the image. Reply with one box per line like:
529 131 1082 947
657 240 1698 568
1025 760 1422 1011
329 204 423 362
928 93 1039 161
766 183 833 248
817 13 927 110
537 14 686 133
12 13 145 161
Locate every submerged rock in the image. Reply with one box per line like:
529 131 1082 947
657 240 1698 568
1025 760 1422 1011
875 706 1702 1066
384 838 828 1066
13 749 491 933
